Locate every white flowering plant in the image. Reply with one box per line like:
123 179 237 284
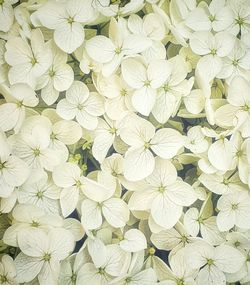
0 0 250 284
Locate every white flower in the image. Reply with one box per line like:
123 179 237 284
109 250 157 285
59 249 88 285
128 157 197 229
3 203 63 247
51 120 82 146
76 244 131 284
81 190 130 230
1 1 250 284
52 162 116 217
190 31 235 81
100 153 134 192
184 207 224 245
79 50 101 75
95 73 134 121
225 232 250 283
49 119 83 164
217 39 250 83
215 76 250 138
14 228 74 285
10 117 61 171
227 0 250 35
150 222 199 251
37 41 74 105
152 2 190 47
92 116 120 163
127 13 167 61
158 248 197 285
86 18 152 77
121 57 171 116
199 171 246 195
185 126 209 154
0 0 16 32
56 81 105 130
151 55 194 124
217 191 250 231
5 29 53 88
0 255 18 285
35 0 95 53
0 130 30 198
186 0 234 32
120 114 184 181
99 0 144 18
119 229 147 253
182 89 206 116
0 40 8 84
185 240 245 285
0 190 17 214
179 46 200 73
0 83 39 132
18 171 61 215
206 131 234 172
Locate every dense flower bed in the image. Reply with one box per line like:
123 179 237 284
0 0 250 284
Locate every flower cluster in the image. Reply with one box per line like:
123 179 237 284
0 0 250 284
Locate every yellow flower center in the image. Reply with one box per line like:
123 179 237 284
148 247 156 255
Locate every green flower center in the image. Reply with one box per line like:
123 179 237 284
115 47 122 54
207 258 214 266
181 235 188 244
109 127 117 134
242 104 249 112
236 17 245 26
31 220 40 227
163 84 171 92
36 191 43 199
236 150 243 157
0 162 5 170
50 132 57 140
231 203 238 210
210 49 217 56
125 277 132 283
77 104 84 110
33 148 40 157
49 69 56 77
223 178 229 185
158 186 166 193
0 275 8 283
144 80 151 87
120 89 127 96
197 216 204 224
177 278 184 285
98 268 105 275
232 59 239 66
209 15 216 22
17 101 23 107
144 142 151 149
31 57 38 66
75 180 81 188
43 252 51 262
67 16 74 24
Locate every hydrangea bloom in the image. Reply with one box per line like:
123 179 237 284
0 0 250 284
